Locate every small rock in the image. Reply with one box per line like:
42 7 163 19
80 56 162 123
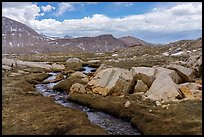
55 73 64 80
52 63 65 70
87 60 101 63
155 100 162 106
161 104 170 109
124 101 131 108
70 83 86 94
119 94 125 98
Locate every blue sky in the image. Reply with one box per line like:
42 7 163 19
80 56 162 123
36 2 158 21
2 2 202 44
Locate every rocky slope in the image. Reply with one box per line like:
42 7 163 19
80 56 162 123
2 17 51 54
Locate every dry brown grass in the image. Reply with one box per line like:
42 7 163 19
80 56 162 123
68 93 202 135
2 73 107 135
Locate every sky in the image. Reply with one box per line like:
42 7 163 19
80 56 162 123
2 2 202 44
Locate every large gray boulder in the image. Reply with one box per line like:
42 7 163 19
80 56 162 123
145 73 184 102
130 67 155 87
167 64 196 82
87 68 134 96
154 67 182 84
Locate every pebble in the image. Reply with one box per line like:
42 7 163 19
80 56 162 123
124 101 131 108
155 100 162 106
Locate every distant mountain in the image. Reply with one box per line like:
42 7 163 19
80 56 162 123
48 34 127 52
41 34 61 40
2 16 53 54
2 17 130 54
2 16 49 47
64 35 73 39
118 36 152 47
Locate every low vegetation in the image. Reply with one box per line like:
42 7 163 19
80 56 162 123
68 93 202 135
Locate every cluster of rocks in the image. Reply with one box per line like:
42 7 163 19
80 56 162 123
3 54 202 105
2 57 85 72
2 58 52 70
55 54 202 105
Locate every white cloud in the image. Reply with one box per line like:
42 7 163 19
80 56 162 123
114 2 133 7
55 2 74 16
2 2 32 8
41 5 55 12
66 2 97 4
36 2 201 36
2 2 202 43
2 2 40 26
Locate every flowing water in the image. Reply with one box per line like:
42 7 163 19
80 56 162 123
35 70 140 135
83 66 96 74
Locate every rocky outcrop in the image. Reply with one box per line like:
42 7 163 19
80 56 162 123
167 64 196 82
87 68 134 96
70 83 86 94
66 58 83 63
130 67 155 88
145 73 184 102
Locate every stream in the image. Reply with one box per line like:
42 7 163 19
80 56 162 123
35 67 140 135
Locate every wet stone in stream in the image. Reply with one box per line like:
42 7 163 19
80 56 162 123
35 71 140 135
